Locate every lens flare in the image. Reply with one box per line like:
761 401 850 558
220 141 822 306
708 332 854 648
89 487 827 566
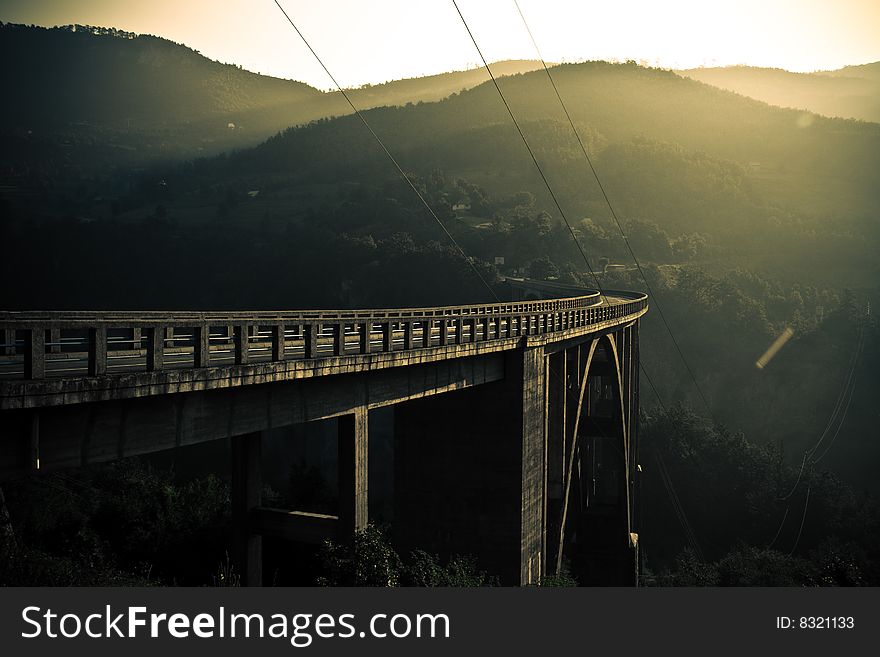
756 327 794 369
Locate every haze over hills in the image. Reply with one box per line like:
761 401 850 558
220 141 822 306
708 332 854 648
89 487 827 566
0 22 541 165
678 63 880 123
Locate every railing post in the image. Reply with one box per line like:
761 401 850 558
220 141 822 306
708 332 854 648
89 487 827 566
333 324 344 356
3 328 15 356
271 324 286 362
469 318 477 343
403 322 414 350
146 326 164 371
49 328 61 354
422 320 432 348
454 317 463 345
132 327 142 352
304 323 318 359
234 324 249 365
88 327 107 376
439 318 448 346
380 322 392 352
359 322 370 354
24 329 45 380
194 325 210 367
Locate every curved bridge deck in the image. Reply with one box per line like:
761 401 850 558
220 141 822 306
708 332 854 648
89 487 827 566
0 290 647 410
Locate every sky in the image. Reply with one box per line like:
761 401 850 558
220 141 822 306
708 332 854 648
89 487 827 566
1 0 878 89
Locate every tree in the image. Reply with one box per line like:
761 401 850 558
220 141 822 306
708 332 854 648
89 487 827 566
528 256 558 280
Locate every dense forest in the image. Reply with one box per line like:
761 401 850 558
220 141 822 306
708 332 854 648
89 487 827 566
1 23 878 586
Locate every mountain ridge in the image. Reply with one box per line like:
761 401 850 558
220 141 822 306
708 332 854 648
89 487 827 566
677 63 880 122
0 22 542 160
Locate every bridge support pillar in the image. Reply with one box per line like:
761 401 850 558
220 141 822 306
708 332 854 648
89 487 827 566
545 350 567 575
393 347 546 585
520 347 546 584
232 431 262 586
337 407 368 537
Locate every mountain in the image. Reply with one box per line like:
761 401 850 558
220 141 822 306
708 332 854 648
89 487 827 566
347 60 544 107
0 23 320 127
0 23 541 164
677 64 880 123
821 61 880 81
229 60 880 224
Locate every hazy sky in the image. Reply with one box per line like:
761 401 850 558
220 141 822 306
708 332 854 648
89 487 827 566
1 0 878 89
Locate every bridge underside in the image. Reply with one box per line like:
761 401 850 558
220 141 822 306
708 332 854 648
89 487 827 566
0 354 503 474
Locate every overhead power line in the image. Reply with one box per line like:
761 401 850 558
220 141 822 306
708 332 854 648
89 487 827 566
788 483 812 556
451 0 709 560
767 304 871 554
272 0 499 302
808 318 865 465
449 0 605 299
638 363 705 561
768 306 867 550
511 0 715 422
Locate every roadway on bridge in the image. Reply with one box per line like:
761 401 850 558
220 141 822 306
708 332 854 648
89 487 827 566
0 294 636 380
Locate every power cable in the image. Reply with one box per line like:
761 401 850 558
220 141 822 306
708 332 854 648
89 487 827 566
769 305 867 548
788 483 812 556
511 0 715 422
812 354 860 468
273 0 500 302
808 320 865 464
450 0 605 299
638 362 705 560
766 505 790 549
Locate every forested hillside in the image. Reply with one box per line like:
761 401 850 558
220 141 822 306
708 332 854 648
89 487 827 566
0 23 541 166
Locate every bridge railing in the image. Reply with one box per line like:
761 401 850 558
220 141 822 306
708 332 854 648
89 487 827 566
0 292 647 381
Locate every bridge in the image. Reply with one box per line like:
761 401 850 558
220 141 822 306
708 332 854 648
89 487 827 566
0 282 648 586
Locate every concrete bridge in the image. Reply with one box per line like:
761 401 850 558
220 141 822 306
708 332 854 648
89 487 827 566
0 283 648 586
